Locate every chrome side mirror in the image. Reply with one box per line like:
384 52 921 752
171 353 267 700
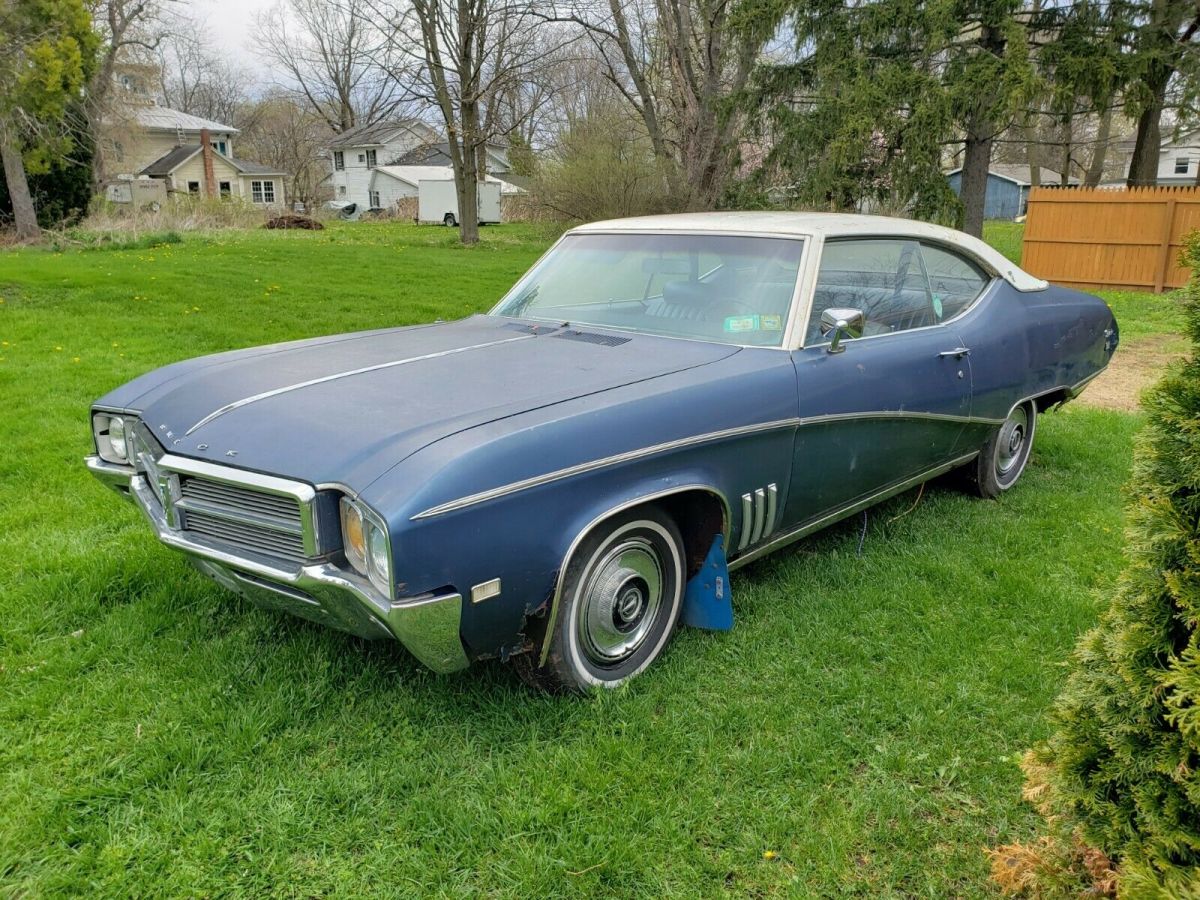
819 308 865 354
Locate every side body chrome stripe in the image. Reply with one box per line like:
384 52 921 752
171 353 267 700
186 334 535 436
414 409 1001 520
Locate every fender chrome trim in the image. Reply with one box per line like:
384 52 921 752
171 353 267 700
185 334 536 435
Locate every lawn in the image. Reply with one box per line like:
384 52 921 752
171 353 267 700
0 221 1183 897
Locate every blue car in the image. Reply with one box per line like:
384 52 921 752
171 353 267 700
86 213 1117 691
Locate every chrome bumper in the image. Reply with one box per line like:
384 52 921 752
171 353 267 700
86 455 468 674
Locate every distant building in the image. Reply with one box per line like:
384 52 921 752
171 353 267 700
325 120 442 208
100 64 287 207
945 164 1078 220
1112 130 1200 185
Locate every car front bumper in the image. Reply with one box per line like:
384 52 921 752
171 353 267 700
86 455 469 674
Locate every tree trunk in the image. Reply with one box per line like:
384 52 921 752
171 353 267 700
960 129 992 238
1127 66 1170 187
1 133 39 240
458 101 481 246
1085 105 1113 187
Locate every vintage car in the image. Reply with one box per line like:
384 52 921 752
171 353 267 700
86 213 1117 691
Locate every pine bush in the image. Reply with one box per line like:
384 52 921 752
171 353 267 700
1037 235 1200 896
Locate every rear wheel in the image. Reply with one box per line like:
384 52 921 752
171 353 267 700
443 212 457 227
514 506 685 693
970 400 1036 498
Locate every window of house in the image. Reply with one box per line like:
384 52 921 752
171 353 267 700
334 150 345 171
187 181 201 196
218 181 231 198
250 180 276 204
338 185 347 197
366 149 377 169
358 154 365 163
369 190 381 207
1176 157 1190 174
211 141 227 155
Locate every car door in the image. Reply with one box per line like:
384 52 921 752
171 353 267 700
781 238 975 528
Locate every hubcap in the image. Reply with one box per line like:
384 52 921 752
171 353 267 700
577 538 663 665
996 407 1029 476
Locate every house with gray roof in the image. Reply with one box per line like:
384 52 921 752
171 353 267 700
327 119 442 207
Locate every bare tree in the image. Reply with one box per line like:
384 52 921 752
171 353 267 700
382 0 568 244
87 0 175 186
237 91 335 207
157 23 253 126
546 0 771 208
256 0 406 133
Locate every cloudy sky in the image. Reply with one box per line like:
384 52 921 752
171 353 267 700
192 0 280 79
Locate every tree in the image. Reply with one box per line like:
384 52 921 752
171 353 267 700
256 0 406 134
1120 0 1200 186
748 0 1033 237
86 0 172 186
157 23 252 127
0 0 97 239
549 0 773 209
1001 235 1200 895
237 91 334 208
384 0 555 244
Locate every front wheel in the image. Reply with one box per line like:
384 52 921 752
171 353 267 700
514 506 685 693
970 400 1036 498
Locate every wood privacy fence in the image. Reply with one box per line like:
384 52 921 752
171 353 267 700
1021 186 1200 293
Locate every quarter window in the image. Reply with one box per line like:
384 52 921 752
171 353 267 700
919 244 989 320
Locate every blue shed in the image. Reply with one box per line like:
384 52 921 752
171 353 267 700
946 164 1076 220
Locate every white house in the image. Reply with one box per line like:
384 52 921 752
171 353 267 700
1148 130 1200 184
327 120 442 207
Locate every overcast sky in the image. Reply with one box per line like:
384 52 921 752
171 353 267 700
192 0 279 81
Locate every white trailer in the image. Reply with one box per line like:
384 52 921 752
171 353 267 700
418 179 502 226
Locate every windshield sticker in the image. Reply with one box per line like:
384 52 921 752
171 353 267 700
725 314 783 333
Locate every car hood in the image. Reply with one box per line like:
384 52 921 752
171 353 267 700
128 316 738 488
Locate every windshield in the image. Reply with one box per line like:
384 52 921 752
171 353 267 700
490 232 805 347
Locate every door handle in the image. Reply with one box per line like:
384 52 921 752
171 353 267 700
938 347 970 359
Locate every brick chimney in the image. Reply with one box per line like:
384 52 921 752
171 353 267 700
199 128 217 198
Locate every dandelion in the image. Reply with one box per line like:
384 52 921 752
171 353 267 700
763 851 778 861
54 346 63 352
72 357 80 363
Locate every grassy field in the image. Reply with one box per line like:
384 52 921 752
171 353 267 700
0 220 1182 897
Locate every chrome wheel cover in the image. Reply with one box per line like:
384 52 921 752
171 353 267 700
996 406 1029 476
576 537 664 665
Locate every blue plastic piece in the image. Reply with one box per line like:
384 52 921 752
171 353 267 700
681 534 733 631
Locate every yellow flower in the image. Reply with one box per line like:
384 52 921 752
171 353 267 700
763 851 778 861
72 357 80 363
54 346 63 351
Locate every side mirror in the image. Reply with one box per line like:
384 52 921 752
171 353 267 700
819 308 865 354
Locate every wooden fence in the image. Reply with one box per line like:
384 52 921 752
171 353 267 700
1021 186 1200 293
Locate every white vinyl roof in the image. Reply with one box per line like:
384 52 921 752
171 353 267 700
572 212 1047 292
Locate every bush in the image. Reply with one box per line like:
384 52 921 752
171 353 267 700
529 103 685 222
1026 236 1200 894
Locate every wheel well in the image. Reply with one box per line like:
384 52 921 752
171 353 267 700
1034 389 1070 412
654 490 728 579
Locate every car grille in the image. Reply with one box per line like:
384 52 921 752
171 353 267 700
176 475 308 565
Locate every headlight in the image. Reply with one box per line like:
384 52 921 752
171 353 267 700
93 412 131 464
340 496 391 596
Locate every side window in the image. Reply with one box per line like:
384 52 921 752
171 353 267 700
919 244 989 321
807 239 932 343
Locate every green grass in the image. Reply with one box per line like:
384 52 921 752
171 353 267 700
0 221 1172 896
